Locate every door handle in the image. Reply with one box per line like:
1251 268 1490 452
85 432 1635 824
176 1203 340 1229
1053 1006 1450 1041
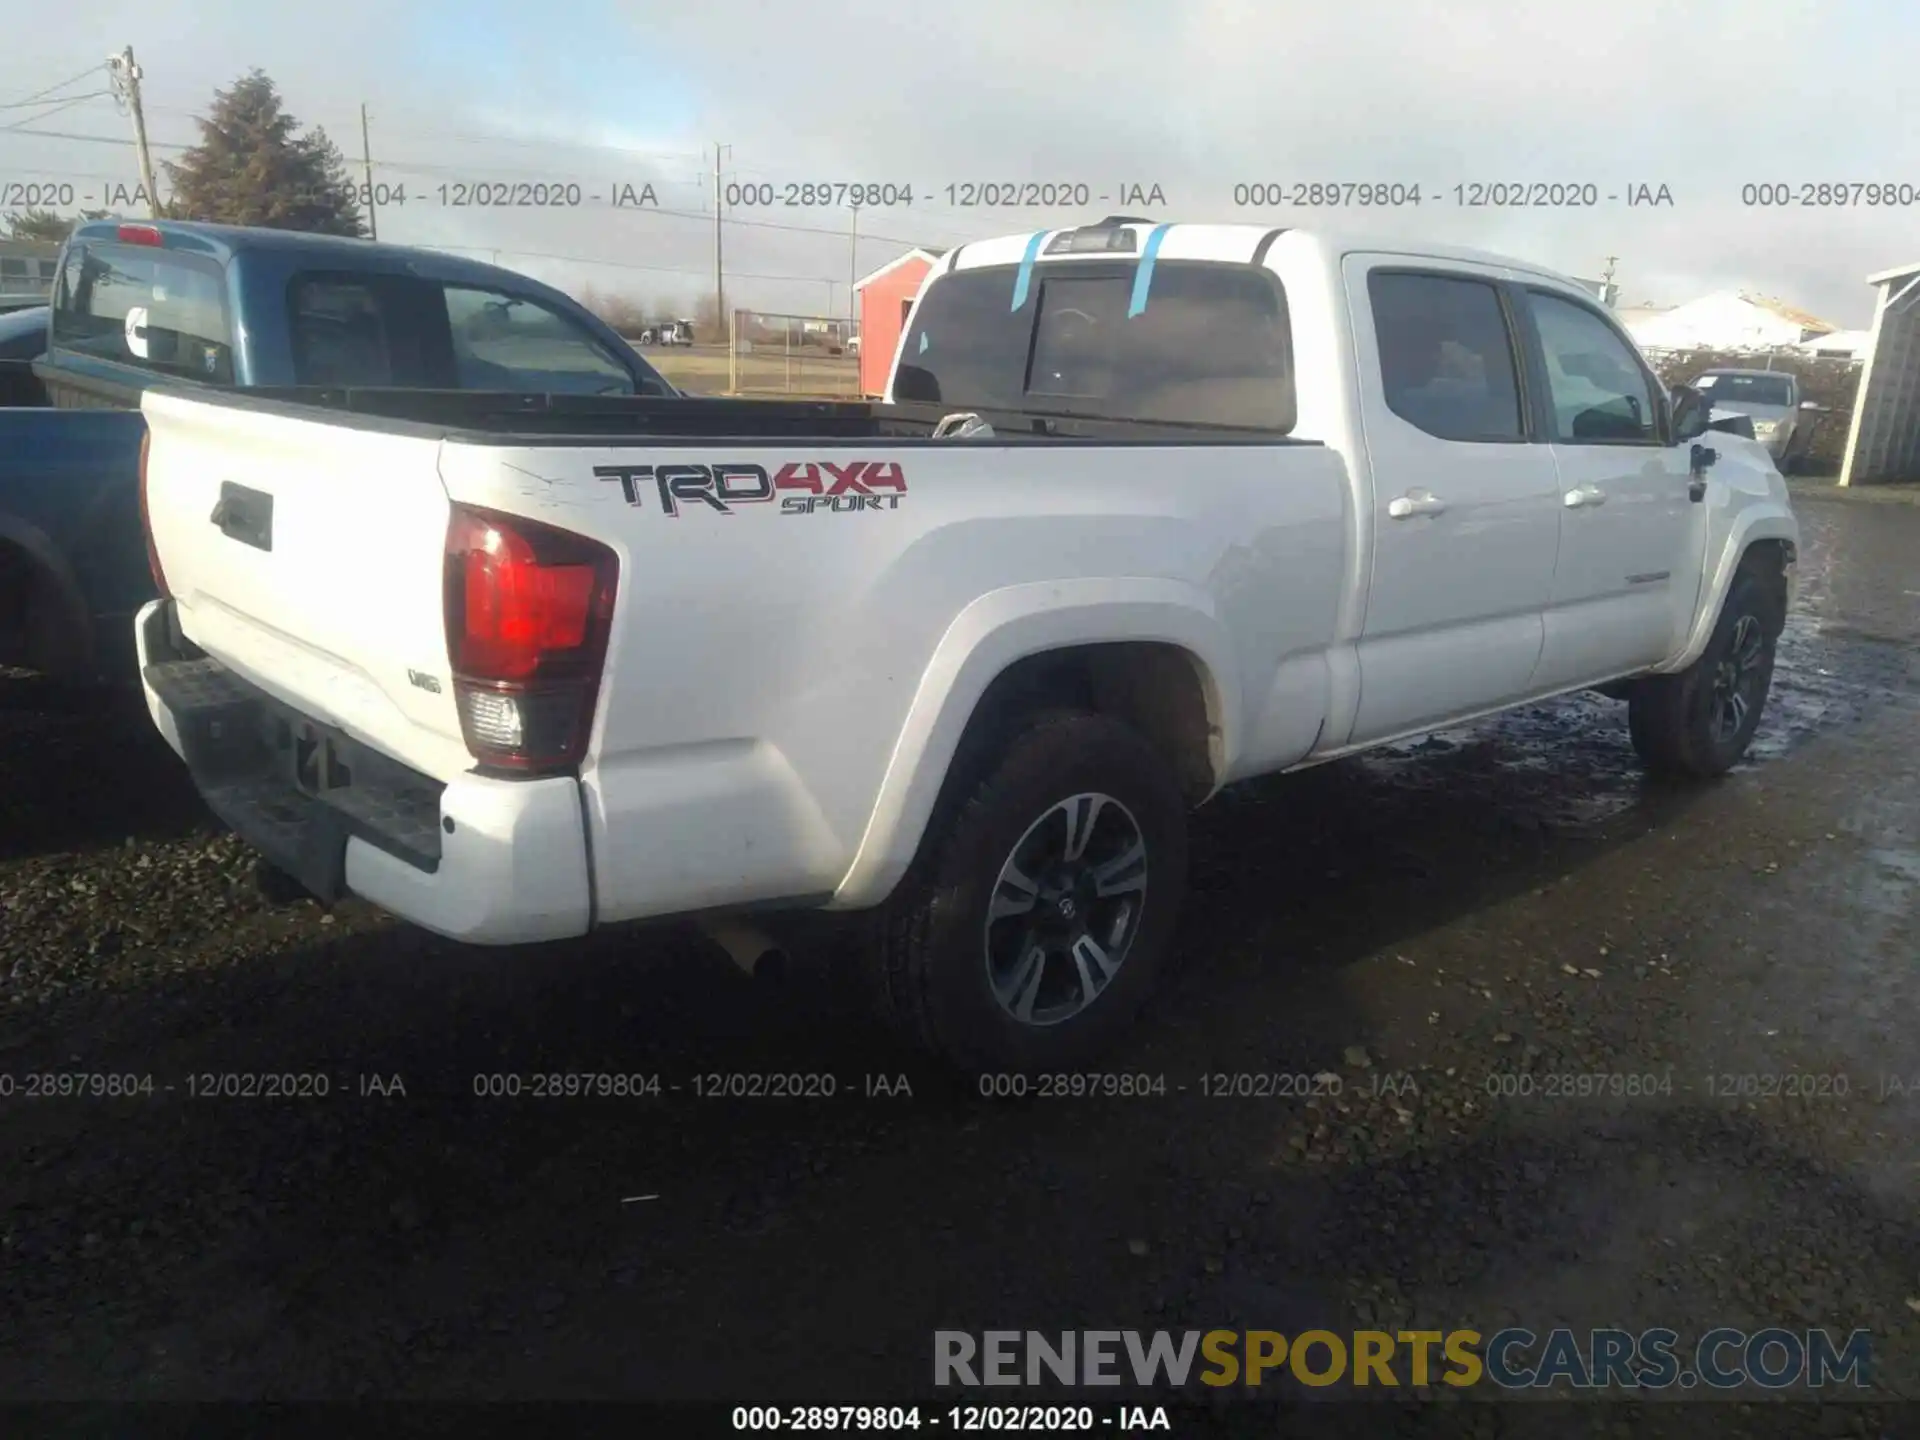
1563 484 1607 508
1387 490 1446 519
210 481 274 552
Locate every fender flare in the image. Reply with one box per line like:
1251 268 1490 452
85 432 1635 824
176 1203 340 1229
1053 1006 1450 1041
1660 504 1798 673
829 578 1241 908
0 510 93 676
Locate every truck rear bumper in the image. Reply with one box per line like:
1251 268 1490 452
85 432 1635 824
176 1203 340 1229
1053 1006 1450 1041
134 599 592 946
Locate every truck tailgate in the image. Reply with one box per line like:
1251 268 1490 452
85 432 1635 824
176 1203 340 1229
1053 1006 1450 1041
139 388 471 780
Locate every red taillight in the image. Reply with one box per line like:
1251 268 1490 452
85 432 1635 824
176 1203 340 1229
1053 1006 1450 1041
443 505 618 774
138 426 170 597
117 223 163 246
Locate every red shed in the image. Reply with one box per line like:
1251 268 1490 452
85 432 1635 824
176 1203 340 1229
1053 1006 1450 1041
855 248 944 396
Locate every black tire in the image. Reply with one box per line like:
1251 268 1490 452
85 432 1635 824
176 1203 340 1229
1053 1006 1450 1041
872 710 1189 1073
1628 565 1786 779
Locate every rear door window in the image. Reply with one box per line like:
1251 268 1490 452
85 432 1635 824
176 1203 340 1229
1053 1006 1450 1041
52 242 233 382
895 259 1295 430
287 273 668 395
288 276 400 386
1368 271 1524 442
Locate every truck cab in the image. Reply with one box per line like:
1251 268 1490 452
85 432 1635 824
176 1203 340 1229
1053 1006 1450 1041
41 220 674 402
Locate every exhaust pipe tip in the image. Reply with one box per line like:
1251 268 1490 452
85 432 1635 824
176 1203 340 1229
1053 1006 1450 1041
699 920 789 982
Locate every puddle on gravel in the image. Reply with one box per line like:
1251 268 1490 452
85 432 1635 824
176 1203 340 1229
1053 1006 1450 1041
1356 504 1919 836
1855 846 1920 921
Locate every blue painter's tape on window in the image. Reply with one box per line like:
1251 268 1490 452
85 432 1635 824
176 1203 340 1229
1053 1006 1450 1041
1010 230 1050 312
1128 224 1171 318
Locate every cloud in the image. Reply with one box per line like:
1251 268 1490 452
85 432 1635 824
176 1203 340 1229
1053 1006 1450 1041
3 0 1913 321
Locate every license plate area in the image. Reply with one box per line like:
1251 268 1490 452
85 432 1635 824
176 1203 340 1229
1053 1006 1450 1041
278 717 356 800
144 622 446 892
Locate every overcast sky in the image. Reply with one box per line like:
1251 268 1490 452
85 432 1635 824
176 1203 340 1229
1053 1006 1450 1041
2 0 1913 325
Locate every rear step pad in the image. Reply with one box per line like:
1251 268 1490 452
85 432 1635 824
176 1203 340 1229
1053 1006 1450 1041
144 655 445 899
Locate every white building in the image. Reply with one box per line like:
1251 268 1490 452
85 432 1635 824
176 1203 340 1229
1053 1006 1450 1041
1838 261 1920 487
1621 290 1840 353
1615 304 1673 333
0 239 60 299
1796 328 1874 362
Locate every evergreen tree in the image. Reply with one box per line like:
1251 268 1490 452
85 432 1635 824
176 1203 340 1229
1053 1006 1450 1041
163 71 366 236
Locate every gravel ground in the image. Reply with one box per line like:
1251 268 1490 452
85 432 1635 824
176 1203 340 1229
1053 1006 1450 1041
1 494 1917 1435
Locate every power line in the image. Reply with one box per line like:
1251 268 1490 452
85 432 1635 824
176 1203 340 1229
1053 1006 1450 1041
1 113 973 245
430 241 837 285
145 102 709 162
0 123 188 150
146 103 984 230
353 159 962 248
0 92 111 132
0 120 966 249
0 89 109 110
344 154 705 190
2 64 106 109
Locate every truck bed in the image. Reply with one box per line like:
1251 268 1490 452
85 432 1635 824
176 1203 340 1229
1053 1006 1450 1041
228 384 1324 446
136 379 1349 934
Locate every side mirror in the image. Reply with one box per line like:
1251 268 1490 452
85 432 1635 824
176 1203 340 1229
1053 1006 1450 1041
1799 400 1825 412
1671 384 1712 442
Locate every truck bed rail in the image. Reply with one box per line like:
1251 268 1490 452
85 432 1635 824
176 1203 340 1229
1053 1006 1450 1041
196 384 1328 446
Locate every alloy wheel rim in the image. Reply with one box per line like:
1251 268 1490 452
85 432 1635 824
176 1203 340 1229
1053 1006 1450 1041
983 792 1148 1027
1710 613 1766 744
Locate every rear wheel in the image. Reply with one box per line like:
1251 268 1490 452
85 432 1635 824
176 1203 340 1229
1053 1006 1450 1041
1628 564 1785 778
871 710 1189 1073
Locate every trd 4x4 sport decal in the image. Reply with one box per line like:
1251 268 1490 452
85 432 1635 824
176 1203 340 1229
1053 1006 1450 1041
594 461 907 517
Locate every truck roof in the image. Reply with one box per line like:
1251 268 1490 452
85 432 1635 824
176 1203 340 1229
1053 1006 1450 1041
67 219 553 291
947 221 1592 294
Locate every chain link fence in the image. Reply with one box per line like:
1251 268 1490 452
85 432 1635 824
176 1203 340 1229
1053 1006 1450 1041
726 309 860 398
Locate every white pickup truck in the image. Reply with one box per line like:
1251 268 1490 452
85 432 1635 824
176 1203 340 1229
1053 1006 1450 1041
133 219 1799 1071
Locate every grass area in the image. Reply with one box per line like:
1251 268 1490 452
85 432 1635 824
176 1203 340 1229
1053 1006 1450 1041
648 343 863 399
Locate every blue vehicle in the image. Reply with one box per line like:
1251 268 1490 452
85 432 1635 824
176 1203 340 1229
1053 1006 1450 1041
0 219 676 684
0 306 48 361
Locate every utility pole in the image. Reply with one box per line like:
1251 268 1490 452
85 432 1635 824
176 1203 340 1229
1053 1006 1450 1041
107 46 161 218
1600 255 1619 308
848 203 859 336
712 143 729 339
359 103 378 240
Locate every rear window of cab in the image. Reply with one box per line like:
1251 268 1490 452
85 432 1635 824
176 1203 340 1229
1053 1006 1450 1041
893 259 1296 432
51 242 234 383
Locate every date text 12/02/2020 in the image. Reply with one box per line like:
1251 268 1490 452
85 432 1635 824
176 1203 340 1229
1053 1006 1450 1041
0 179 666 211
0 179 1174 212
719 182 1172 208
1228 182 1675 207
